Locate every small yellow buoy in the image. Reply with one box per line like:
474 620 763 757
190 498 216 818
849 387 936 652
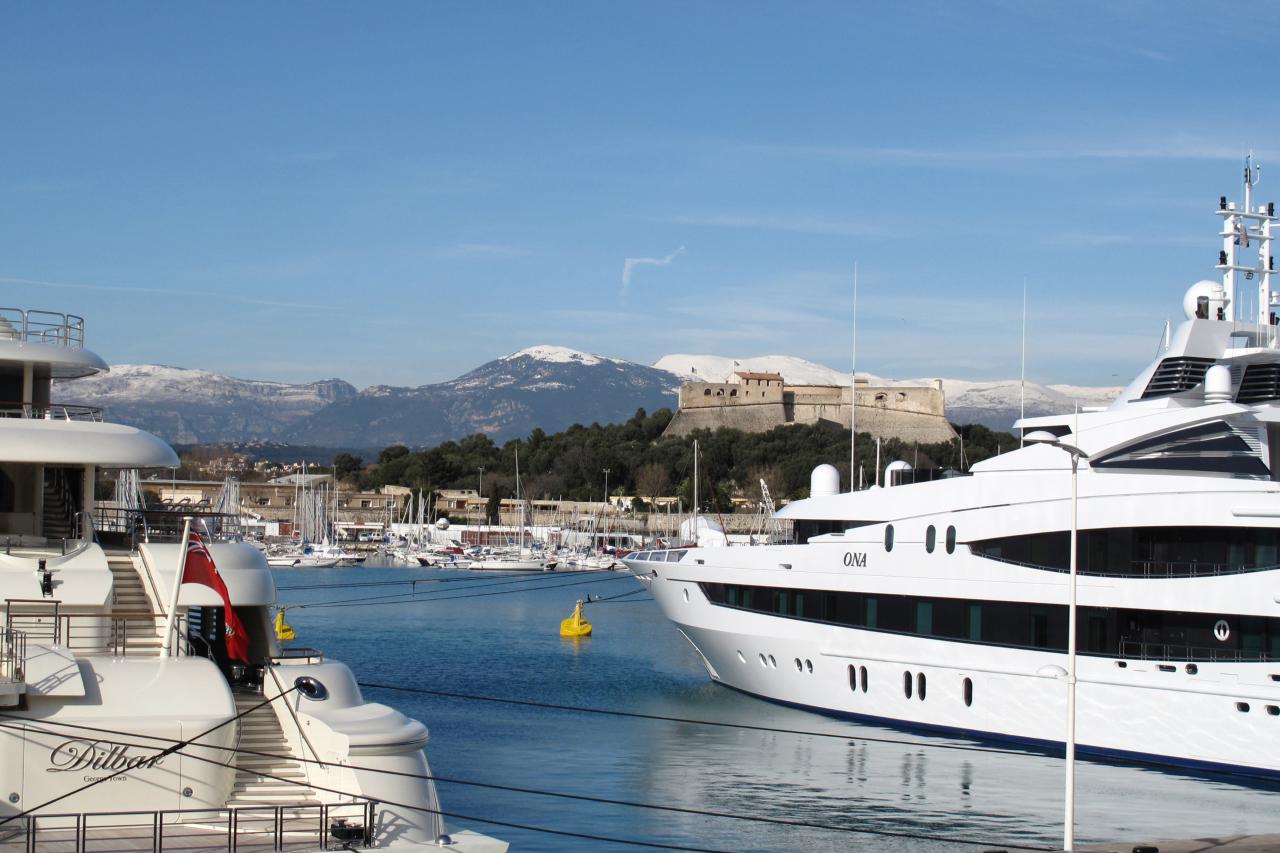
559 599 592 638
275 608 297 641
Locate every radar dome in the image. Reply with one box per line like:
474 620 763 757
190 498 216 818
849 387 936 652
884 460 912 488
810 464 840 497
1183 280 1225 321
435 517 451 530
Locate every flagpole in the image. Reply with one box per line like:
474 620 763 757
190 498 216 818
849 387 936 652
160 516 193 658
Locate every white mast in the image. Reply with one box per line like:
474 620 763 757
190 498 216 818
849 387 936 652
850 262 858 491
1216 155 1275 328
1020 277 1027 447
692 439 699 542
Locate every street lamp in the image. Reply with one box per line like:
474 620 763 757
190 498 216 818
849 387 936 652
1026 427 1089 853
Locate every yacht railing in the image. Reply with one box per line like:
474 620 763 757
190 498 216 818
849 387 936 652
0 308 85 348
0 626 25 682
3 599 190 657
973 551 1280 579
1118 638 1269 662
15 801 377 852
96 507 244 546
0 401 103 422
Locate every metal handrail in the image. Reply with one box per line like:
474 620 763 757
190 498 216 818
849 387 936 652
95 507 244 544
1118 638 1266 662
0 307 85 348
0 626 25 682
973 549 1280 579
265 665 323 782
0 401 103 422
20 800 376 852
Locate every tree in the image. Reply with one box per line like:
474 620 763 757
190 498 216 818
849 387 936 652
635 462 670 507
334 452 364 480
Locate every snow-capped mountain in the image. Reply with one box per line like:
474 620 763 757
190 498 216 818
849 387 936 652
285 346 677 447
63 347 1123 448
62 365 357 445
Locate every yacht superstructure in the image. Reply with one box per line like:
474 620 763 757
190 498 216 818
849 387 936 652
0 309 504 849
625 164 1280 778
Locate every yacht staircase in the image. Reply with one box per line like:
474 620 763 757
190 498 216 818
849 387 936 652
106 552 163 654
226 690 317 808
41 477 74 541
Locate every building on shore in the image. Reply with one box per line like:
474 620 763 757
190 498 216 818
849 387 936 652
661 370 958 443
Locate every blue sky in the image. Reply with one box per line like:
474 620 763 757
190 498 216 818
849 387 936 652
3 2 1278 389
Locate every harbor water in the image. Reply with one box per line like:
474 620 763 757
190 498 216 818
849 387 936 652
279 564 1280 852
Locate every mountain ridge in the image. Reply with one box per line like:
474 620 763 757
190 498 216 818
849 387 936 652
63 348 1124 447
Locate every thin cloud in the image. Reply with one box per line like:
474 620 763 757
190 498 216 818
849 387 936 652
434 243 529 260
670 213 888 238
621 246 685 299
0 275 329 311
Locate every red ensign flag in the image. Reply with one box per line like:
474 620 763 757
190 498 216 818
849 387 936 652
183 530 250 663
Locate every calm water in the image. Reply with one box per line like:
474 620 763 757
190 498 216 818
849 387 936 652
276 565 1280 852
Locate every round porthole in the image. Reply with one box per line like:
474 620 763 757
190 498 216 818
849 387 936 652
925 526 936 554
805 659 813 673
794 658 802 672
294 676 328 701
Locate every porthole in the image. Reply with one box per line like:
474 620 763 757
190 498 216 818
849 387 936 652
925 526 936 554
759 653 767 667
848 664 858 692
884 525 894 552
1268 705 1280 716
683 588 690 602
805 659 813 673
963 677 973 707
917 672 927 700
860 666 868 692
794 658 803 672
903 671 913 699
1237 702 1251 713
945 526 956 554
1185 664 1198 675
737 650 746 664
768 655 776 668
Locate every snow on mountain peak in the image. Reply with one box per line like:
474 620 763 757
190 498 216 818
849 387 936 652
502 345 614 366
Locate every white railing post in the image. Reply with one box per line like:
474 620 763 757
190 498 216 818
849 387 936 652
159 517 192 658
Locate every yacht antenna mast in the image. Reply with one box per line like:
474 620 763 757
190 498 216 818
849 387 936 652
1216 154 1275 327
1020 277 1027 448
850 262 858 490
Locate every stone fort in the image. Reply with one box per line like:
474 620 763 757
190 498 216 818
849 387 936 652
662 371 958 443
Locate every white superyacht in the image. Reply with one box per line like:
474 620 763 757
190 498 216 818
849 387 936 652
0 308 504 849
626 164 1280 778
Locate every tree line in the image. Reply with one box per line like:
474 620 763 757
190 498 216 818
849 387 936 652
332 408 1018 513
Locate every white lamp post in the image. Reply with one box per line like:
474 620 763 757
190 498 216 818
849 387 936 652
1026 427 1089 852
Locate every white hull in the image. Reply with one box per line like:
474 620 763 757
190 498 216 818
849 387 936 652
634 552 1280 778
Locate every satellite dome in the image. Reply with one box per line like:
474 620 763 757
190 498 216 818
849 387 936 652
435 517 451 530
810 464 840 497
1183 280 1225 321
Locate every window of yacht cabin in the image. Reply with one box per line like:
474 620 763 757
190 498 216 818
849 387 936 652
860 665 868 692
903 671 912 699
966 604 982 641
884 525 894 552
925 525 936 554
917 672 926 700
0 469 14 514
848 664 858 691
946 526 957 554
915 601 933 635
963 677 973 707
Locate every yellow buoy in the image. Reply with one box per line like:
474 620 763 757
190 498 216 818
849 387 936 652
559 599 592 638
275 608 297 641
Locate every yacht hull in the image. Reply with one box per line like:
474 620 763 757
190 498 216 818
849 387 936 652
638 570 1280 779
